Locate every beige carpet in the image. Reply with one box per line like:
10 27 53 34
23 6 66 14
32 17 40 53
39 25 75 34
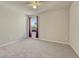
0 39 78 58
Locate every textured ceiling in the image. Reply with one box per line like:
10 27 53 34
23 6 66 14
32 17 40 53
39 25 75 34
0 1 72 15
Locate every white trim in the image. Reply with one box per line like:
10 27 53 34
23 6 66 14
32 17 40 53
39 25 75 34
0 38 23 47
39 38 69 45
0 38 69 47
50 40 69 45
69 43 79 56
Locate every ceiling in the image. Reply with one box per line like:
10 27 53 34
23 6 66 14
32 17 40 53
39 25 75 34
0 1 72 15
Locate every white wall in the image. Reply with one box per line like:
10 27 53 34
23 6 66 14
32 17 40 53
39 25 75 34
70 2 79 56
0 3 27 45
39 8 69 44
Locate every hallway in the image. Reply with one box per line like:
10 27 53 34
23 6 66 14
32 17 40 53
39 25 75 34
0 39 78 58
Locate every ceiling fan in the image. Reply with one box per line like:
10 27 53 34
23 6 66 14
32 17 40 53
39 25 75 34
25 1 42 9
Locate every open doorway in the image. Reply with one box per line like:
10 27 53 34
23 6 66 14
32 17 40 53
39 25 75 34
28 16 39 39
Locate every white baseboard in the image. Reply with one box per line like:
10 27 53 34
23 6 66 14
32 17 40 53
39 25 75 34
51 41 69 45
0 38 24 47
39 38 69 45
0 38 69 47
69 43 79 56
0 37 37 47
